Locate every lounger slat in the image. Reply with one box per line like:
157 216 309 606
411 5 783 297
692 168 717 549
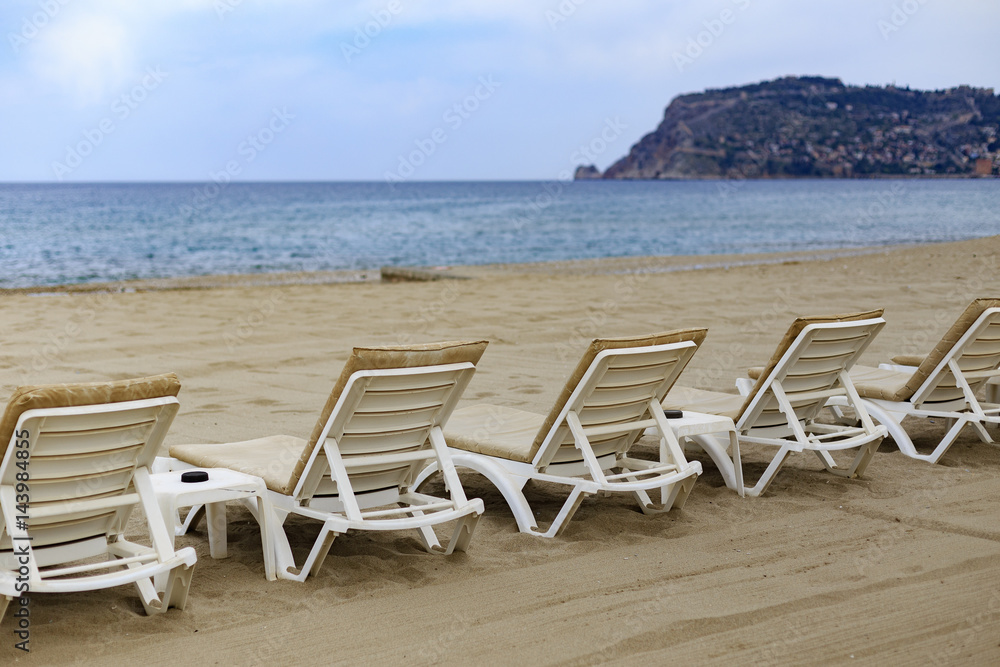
354 385 453 411
955 353 1000 372
26 422 155 457
340 449 435 468
962 339 1000 355
27 493 141 520
605 352 681 369
601 359 679 381
312 469 409 497
783 353 856 375
581 419 657 438
12 513 120 549
27 448 143 480
798 338 870 358
28 408 161 434
363 374 458 392
808 328 872 342
336 430 430 454
343 405 442 433
777 371 842 392
22 468 136 503
578 403 653 429
0 536 113 570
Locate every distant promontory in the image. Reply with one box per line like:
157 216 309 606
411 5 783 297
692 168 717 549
586 76 999 179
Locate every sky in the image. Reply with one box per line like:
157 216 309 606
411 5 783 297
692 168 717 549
1 0 998 182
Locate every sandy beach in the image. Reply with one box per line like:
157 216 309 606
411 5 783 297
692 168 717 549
2 236 1000 665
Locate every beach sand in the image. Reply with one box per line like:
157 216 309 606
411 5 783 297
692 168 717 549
2 237 999 665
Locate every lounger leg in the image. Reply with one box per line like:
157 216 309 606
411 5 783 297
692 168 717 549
413 463 461 550
442 512 481 555
606 465 664 513
970 421 994 444
414 517 444 553
0 595 10 623
744 445 793 497
159 562 196 612
664 475 697 509
269 509 307 582
816 450 838 470
133 558 194 616
272 520 338 583
630 485 664 514
864 402 926 461
301 522 339 580
253 495 277 582
234 493 277 581
441 452 595 537
134 575 164 614
622 473 694 514
729 431 744 496
152 496 181 593
447 454 541 534
534 485 589 538
407 500 477 556
926 418 971 464
819 437 882 479
847 437 882 478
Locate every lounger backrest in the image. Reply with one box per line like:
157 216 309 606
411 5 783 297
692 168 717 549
290 341 488 503
908 300 1000 406
531 329 707 470
737 312 884 434
0 374 180 563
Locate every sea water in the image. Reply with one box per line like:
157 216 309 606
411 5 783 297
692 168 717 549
0 179 997 288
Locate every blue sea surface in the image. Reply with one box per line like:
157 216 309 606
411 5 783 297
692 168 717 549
0 180 998 288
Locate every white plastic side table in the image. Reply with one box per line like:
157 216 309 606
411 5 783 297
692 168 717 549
663 411 744 497
150 467 276 581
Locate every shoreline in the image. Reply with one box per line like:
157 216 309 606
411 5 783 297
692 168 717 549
0 239 941 295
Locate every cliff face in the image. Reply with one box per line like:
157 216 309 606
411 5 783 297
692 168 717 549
599 76 1000 179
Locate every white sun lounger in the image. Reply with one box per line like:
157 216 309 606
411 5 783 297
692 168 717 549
168 341 487 582
415 330 707 538
837 299 1000 463
0 374 197 621
664 311 887 496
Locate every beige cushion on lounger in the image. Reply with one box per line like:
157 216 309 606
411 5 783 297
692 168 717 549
662 385 744 421
849 365 913 401
735 309 884 419
170 435 306 494
889 354 924 367
444 404 544 463
170 340 488 495
0 373 181 463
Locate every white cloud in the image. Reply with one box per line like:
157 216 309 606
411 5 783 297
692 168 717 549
30 14 132 105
